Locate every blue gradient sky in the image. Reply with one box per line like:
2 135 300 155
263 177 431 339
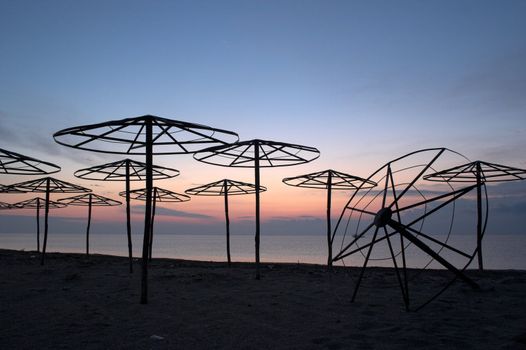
1 0 525 235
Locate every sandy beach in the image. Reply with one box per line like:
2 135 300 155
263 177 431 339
1 248 525 349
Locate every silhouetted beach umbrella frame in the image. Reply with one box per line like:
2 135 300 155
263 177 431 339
53 114 239 304
9 177 91 265
282 169 377 267
0 148 60 175
0 184 26 193
74 158 179 272
185 179 267 266
119 186 190 261
332 148 483 311
12 197 67 252
58 193 122 256
424 160 526 271
0 201 12 209
194 139 320 279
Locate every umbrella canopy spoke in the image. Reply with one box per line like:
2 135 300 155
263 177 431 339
127 123 146 153
151 123 188 153
73 124 130 148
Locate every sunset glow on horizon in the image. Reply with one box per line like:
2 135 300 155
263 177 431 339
1 1 525 237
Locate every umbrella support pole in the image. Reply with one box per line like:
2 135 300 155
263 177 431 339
40 179 51 265
224 184 231 266
126 165 133 273
86 195 92 257
140 119 153 304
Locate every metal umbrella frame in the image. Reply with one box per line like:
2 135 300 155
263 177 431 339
74 158 179 272
0 201 13 209
424 160 526 271
332 148 483 311
185 179 267 266
53 114 239 304
58 193 122 256
1 184 26 193
282 169 377 267
1 184 27 196
12 197 67 252
9 177 91 264
119 187 190 261
0 148 60 175
194 139 320 279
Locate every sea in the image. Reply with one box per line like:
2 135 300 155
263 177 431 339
1 232 525 270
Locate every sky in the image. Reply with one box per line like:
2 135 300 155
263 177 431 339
1 0 525 238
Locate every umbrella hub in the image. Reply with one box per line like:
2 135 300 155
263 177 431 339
374 207 392 228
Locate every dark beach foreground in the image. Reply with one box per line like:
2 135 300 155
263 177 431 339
1 249 525 349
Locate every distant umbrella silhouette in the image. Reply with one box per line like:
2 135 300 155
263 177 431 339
0 148 60 175
1 184 25 193
13 197 67 252
0 201 12 209
424 160 526 271
58 193 122 256
194 139 320 279
283 169 377 267
1 148 61 252
186 179 267 266
53 115 238 304
119 186 190 261
9 177 91 264
74 159 179 272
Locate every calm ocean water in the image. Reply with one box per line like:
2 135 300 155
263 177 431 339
1 232 525 270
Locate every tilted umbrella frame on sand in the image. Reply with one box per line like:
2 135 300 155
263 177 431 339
53 114 239 304
331 148 489 311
